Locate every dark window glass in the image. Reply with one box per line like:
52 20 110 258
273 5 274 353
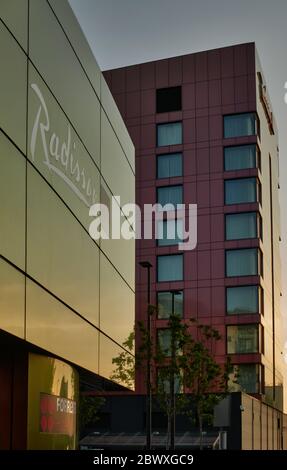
225 178 259 205
157 291 184 319
227 324 259 354
157 122 182 146
226 285 261 315
157 185 183 208
156 86 182 113
157 255 183 282
224 144 258 171
225 212 259 240
157 219 183 246
229 364 260 393
224 113 257 138
226 248 262 277
157 153 182 178
157 329 172 356
157 368 182 393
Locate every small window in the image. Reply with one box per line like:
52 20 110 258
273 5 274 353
227 324 259 354
224 144 259 171
157 329 172 356
224 113 257 138
157 153 182 178
157 219 183 246
157 368 182 393
157 185 183 208
157 254 183 282
226 248 262 277
225 212 261 240
225 178 260 205
228 364 260 393
156 86 182 113
226 285 262 315
157 122 182 147
157 291 184 319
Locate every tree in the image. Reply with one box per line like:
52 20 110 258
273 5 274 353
110 313 232 450
109 330 135 389
79 395 106 437
180 323 232 450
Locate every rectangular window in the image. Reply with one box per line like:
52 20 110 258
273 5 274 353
157 368 182 393
224 113 257 138
225 212 261 240
157 153 182 179
157 291 184 319
157 122 182 147
226 248 262 277
157 185 183 208
157 329 172 356
156 86 182 113
157 254 183 282
224 144 259 171
225 177 260 205
157 219 183 246
226 285 262 315
228 364 260 393
227 324 259 354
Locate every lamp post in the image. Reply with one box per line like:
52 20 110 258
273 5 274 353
170 290 182 451
139 261 153 451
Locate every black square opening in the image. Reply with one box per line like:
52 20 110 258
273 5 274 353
156 86 182 113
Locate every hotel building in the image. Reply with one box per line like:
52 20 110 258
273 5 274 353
105 43 285 413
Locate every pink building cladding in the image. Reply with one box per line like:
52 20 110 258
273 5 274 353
104 42 284 409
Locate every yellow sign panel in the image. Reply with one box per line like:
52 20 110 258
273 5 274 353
27 353 78 450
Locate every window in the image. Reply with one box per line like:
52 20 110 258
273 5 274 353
224 144 259 171
157 185 183 208
226 285 262 315
225 212 261 240
227 324 259 354
157 254 183 282
157 122 182 147
157 291 184 319
224 113 257 138
157 329 172 356
225 178 260 205
157 219 183 246
226 248 262 277
157 369 182 393
157 153 182 178
228 364 260 393
156 86 182 113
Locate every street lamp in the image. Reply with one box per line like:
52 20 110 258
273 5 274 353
139 260 153 450
170 290 182 451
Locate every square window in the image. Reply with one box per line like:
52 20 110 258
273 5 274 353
157 122 182 147
225 212 261 240
224 113 257 138
157 185 183 209
227 324 259 354
156 87 182 113
228 364 260 393
224 144 259 171
226 285 262 315
226 248 262 277
157 291 183 319
157 219 183 246
157 153 182 178
157 254 183 282
225 178 260 205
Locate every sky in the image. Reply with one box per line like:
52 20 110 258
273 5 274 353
69 0 287 341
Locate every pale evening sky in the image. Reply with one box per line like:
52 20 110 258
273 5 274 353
68 0 287 343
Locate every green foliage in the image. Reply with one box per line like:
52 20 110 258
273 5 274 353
110 330 135 389
79 395 106 431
